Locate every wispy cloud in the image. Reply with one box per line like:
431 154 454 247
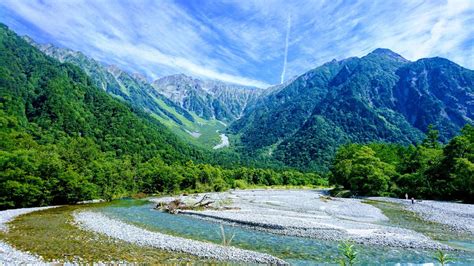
0 0 270 87
280 14 291 84
0 0 472 87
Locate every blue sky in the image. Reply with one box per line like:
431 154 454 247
0 0 472 88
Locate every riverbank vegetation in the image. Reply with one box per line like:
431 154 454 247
0 122 326 210
330 125 473 202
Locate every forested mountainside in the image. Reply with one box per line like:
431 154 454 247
152 74 261 122
24 38 228 144
230 48 474 170
0 24 322 209
26 37 196 125
0 24 198 206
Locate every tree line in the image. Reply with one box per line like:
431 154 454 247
330 125 473 202
0 23 471 210
0 122 325 209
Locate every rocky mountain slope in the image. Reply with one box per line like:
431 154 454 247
23 35 473 170
230 49 474 170
152 74 261 123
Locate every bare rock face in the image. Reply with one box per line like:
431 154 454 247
393 57 474 142
152 74 262 122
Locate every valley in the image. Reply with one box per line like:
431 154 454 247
27 38 259 150
21 33 474 172
0 0 473 263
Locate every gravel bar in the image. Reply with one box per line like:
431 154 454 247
74 211 286 264
152 190 450 250
369 197 474 234
0 206 58 264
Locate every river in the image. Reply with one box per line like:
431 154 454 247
213 133 229 149
97 199 474 265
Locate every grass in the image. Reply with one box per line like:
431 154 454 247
434 250 455 266
219 224 235 246
0 205 202 264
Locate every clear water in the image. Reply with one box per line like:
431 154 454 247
98 200 474 265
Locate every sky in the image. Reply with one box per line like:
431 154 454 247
0 0 473 88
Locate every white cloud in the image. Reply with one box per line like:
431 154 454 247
0 0 472 87
280 15 291 84
0 0 270 87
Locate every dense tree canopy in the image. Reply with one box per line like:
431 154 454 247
331 145 396 196
330 125 474 202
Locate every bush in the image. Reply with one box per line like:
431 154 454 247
233 179 249 189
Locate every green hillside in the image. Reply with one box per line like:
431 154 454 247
231 49 473 171
0 23 202 207
0 24 321 209
27 40 229 149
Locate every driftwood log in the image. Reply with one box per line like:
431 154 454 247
156 195 215 214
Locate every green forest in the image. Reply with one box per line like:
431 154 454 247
330 125 473 202
0 24 323 209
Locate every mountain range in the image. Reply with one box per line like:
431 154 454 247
153 74 261 122
25 38 259 148
230 48 473 170
18 29 474 171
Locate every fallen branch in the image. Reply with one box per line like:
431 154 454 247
193 195 211 206
156 195 217 214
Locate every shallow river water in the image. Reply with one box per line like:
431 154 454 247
98 200 474 265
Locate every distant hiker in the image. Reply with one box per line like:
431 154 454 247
411 197 415 204
405 193 408 200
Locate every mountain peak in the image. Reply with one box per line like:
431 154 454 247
369 48 408 62
161 73 196 83
131 72 148 83
22 35 35 44
106 65 124 77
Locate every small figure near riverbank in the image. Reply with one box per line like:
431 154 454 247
405 193 408 200
411 197 415 204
